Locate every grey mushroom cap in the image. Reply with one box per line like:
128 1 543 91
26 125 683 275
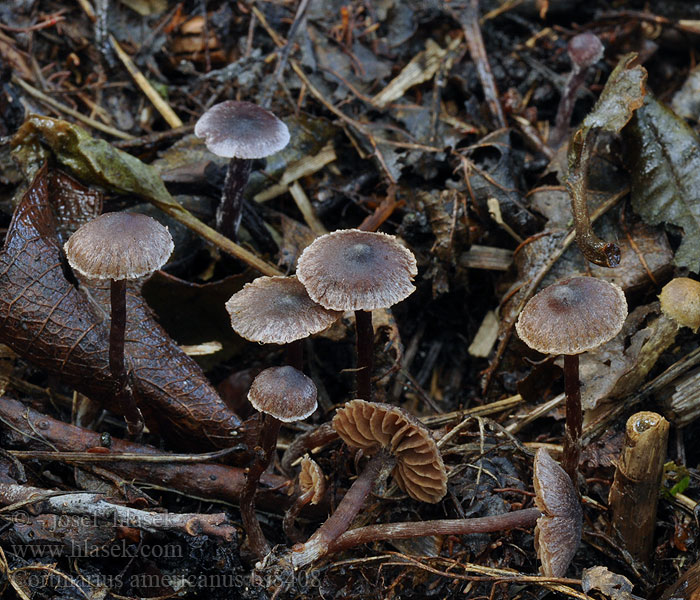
194 100 290 159
296 229 418 311
64 212 174 281
515 276 628 355
248 366 318 423
225 276 341 344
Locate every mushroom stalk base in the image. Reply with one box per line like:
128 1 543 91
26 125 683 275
290 448 394 568
240 414 282 559
218 157 252 241
355 310 374 401
328 508 542 554
562 354 582 492
109 279 143 437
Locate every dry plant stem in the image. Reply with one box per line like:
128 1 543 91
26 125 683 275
240 414 282 558
608 411 669 563
286 340 304 372
355 310 374 400
327 508 541 554
562 354 582 493
218 158 252 241
109 279 143 437
283 488 313 542
291 449 395 568
567 131 621 268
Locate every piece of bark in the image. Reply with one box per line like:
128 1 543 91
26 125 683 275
608 411 669 563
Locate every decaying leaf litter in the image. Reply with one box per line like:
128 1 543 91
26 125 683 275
1 0 700 598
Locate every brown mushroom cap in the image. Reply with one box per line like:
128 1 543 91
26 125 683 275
515 276 628 355
225 276 341 344
332 399 447 503
659 277 700 332
248 366 317 423
64 212 174 280
299 456 326 505
194 100 290 159
296 229 418 311
533 448 582 577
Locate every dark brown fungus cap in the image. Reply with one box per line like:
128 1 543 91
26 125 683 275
248 366 317 423
225 276 341 344
296 229 417 311
659 277 700 333
332 399 447 503
568 32 604 69
515 276 627 355
64 212 174 280
194 100 290 160
299 456 326 505
533 448 582 577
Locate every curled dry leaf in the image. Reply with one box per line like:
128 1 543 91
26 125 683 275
0 165 242 448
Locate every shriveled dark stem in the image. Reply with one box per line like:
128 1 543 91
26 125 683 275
240 414 282 558
281 422 338 475
562 354 582 494
290 448 394 568
283 488 314 543
551 68 587 147
567 129 620 268
355 309 374 400
328 508 541 554
109 279 143 437
286 339 304 372
218 157 253 241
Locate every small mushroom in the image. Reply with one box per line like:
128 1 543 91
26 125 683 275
287 399 446 568
533 448 583 577
283 456 326 542
63 212 174 436
241 366 317 559
195 100 289 241
516 276 628 489
659 277 700 333
296 229 417 400
225 276 340 370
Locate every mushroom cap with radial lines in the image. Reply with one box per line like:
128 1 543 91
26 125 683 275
194 100 290 159
296 229 418 311
515 276 628 355
533 448 582 577
64 212 174 281
332 399 447 503
299 456 326 505
248 366 318 423
225 276 341 344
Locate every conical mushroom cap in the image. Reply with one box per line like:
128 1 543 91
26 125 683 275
333 399 447 503
194 100 290 159
659 277 700 332
515 276 627 355
248 366 317 423
533 448 582 577
64 212 173 280
225 276 341 344
296 229 417 311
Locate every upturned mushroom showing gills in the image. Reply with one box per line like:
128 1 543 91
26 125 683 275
225 276 340 370
287 399 446 568
194 100 289 241
242 365 317 559
516 276 627 490
296 229 417 400
63 212 174 437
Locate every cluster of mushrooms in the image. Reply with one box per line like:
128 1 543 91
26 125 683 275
61 99 663 580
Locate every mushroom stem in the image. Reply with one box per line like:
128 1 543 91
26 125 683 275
283 488 314 542
562 354 582 492
217 157 252 241
290 448 395 568
327 508 542 554
109 279 143 437
355 309 374 400
240 413 282 559
286 339 304 372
